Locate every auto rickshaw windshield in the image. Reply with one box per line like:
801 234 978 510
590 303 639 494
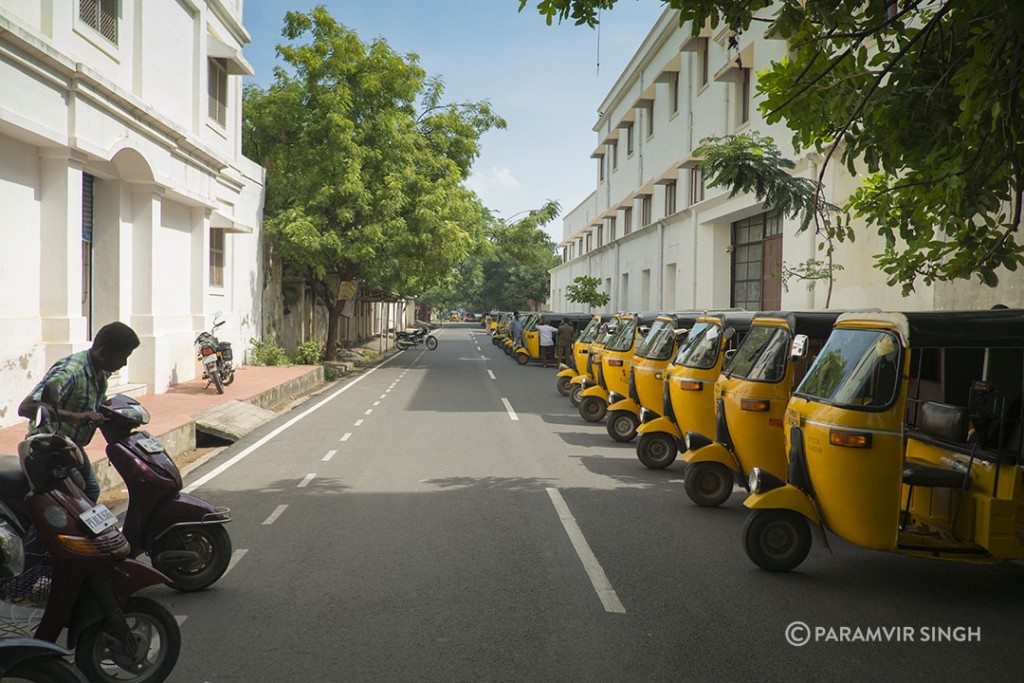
677 322 722 369
578 318 602 344
605 318 638 352
635 319 678 360
672 322 712 364
794 328 901 409
726 325 789 382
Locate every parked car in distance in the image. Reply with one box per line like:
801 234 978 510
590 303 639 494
464 313 477 322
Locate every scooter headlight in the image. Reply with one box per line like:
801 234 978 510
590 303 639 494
749 466 786 494
114 402 150 426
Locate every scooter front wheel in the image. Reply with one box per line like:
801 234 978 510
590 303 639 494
4 656 88 683
151 524 232 592
76 596 180 683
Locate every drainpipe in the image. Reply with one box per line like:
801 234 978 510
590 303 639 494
657 220 665 310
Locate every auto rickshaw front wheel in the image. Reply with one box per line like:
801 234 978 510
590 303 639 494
516 352 530 365
636 432 678 469
556 375 572 396
569 384 583 407
579 396 607 423
742 509 812 573
683 461 734 507
606 410 640 442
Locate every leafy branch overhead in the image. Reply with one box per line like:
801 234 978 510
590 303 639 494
517 0 1024 293
565 276 611 309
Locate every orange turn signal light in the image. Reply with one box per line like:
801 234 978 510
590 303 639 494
740 399 770 412
608 359 624 367
57 534 106 554
829 429 872 448
678 380 702 391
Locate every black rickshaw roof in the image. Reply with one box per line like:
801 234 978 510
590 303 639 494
754 311 844 338
836 310 1024 348
699 310 757 332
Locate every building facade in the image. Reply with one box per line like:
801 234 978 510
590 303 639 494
550 9 1022 315
0 0 265 428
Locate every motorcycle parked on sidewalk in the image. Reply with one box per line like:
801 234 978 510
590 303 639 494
194 311 235 394
0 384 181 681
97 394 232 592
395 325 438 351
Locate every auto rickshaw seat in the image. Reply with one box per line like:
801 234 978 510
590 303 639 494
903 402 970 495
902 459 966 489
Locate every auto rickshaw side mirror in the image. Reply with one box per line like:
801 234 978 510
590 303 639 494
723 327 736 342
791 334 809 359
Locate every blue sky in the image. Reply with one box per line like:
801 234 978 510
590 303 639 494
240 1 667 242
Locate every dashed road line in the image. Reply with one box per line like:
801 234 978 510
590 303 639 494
322 450 337 462
373 401 381 406
546 488 626 614
500 397 519 421
340 433 352 442
354 419 364 427
487 369 496 380
364 409 373 415
223 549 249 579
298 473 316 488
263 505 288 525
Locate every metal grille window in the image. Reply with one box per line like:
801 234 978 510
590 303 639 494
210 228 225 287
82 174 95 336
208 59 228 127
79 0 118 45
731 212 783 310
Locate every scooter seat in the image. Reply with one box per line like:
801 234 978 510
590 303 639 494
902 460 966 489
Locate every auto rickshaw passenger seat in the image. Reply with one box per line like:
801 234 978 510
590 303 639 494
902 403 970 529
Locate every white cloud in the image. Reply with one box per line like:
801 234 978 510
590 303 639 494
466 165 522 196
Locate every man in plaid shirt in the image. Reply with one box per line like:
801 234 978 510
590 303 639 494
19 322 140 502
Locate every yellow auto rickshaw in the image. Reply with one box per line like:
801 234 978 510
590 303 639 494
514 313 570 366
605 312 700 442
504 312 538 356
578 312 658 423
491 312 512 345
569 318 619 407
742 309 1024 572
681 311 840 506
634 312 753 468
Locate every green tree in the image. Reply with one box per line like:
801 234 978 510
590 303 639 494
517 0 1024 293
565 275 611 309
478 202 562 310
244 6 504 358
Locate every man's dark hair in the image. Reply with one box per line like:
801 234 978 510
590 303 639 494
93 322 140 352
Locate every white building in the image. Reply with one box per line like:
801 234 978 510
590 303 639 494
0 0 265 427
550 9 1022 314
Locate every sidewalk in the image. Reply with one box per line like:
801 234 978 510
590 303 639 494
0 363 326 497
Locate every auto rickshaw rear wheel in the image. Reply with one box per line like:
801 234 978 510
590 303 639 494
569 384 583 407
516 352 529 365
607 410 640 442
683 461 734 507
636 432 678 469
742 509 812 573
579 396 607 423
556 375 572 396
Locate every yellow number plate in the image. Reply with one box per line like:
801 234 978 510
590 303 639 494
785 409 801 429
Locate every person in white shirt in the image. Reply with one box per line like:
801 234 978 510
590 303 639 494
536 320 558 368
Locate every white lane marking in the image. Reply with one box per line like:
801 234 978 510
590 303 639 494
500 397 519 421
546 488 626 614
364 409 373 415
182 353 401 493
340 433 352 442
379 394 387 399
175 615 188 626
262 505 289 525
487 369 496 380
481 355 488 360
298 473 316 488
373 401 381 406
322 450 337 462
222 549 248 579
354 419 364 427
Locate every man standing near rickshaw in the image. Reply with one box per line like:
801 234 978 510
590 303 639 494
555 319 575 365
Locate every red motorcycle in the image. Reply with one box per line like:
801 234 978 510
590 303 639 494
98 394 232 591
194 312 235 394
0 385 181 681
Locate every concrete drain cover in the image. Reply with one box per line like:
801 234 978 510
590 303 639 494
195 400 278 442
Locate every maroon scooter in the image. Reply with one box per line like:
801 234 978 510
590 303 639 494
3 394 181 681
97 394 232 592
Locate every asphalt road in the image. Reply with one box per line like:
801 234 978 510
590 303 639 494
157 323 1024 682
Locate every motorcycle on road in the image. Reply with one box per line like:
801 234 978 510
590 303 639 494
395 325 438 351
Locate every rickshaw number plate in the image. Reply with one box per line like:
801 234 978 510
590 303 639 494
138 437 164 454
81 504 118 534
785 410 801 429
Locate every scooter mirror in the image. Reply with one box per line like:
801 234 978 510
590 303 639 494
791 334 809 359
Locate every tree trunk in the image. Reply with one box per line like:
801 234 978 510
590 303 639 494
324 298 342 361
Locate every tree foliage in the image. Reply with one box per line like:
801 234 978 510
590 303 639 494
565 276 611 308
517 0 1024 293
244 6 504 356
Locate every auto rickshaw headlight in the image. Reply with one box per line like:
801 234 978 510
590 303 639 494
749 467 786 494
640 407 658 423
684 431 713 451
